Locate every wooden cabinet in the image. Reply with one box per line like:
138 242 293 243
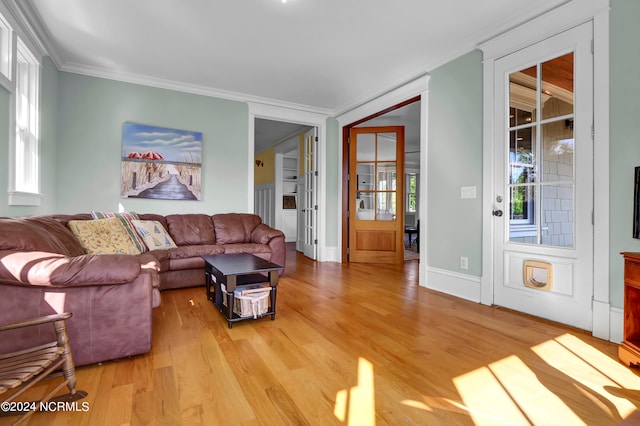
619 252 640 366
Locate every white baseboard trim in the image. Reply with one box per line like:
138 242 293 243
592 300 611 341
319 246 341 263
610 306 623 344
424 266 481 303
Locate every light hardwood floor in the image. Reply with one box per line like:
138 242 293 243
4 246 640 425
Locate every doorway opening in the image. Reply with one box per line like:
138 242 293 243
254 118 318 259
341 96 421 263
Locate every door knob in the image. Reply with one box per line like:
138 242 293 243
492 209 503 217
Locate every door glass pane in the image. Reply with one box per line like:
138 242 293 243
356 163 374 217
377 133 396 161
356 163 374 191
356 133 375 161
509 127 536 184
509 185 536 244
542 123 574 182
509 65 537 125
376 163 396 221
376 192 396 221
541 53 574 120
541 184 574 248
376 162 396 191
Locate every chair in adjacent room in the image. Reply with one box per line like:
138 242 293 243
0 312 87 425
404 219 420 252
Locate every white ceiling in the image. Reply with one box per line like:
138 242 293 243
18 0 569 115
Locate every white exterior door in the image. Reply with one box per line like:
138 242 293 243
492 22 594 330
300 128 318 260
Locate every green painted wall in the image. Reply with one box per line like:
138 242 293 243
39 58 60 214
325 117 339 247
55 72 249 215
427 50 483 276
610 0 640 308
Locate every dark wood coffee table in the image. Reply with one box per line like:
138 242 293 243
202 253 283 328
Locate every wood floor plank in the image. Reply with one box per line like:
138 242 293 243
3 245 639 425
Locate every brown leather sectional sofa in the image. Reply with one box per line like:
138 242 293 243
0 213 285 367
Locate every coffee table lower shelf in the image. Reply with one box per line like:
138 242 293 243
202 254 283 329
208 275 277 328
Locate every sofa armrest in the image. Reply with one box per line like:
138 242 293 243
250 223 285 245
0 250 142 287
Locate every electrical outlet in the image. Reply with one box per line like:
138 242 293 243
460 256 469 270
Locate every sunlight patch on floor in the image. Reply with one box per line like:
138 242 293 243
452 333 640 425
531 333 640 419
334 357 376 425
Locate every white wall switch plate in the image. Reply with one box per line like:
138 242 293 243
461 185 476 199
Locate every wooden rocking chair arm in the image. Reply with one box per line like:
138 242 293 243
0 312 72 332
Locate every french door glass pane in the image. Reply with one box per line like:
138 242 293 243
356 133 375 161
376 192 396 221
509 185 536 244
377 133 396 161
541 53 574 120
377 162 396 191
509 127 536 184
356 163 374 216
541 184 574 248
542 123 574 182
509 65 537 124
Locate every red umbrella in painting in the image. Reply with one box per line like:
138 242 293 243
141 151 164 160
127 152 142 159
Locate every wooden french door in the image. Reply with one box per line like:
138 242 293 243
349 126 404 264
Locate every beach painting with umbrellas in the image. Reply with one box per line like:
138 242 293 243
121 122 203 200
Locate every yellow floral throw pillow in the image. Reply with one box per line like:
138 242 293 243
68 217 142 255
131 220 177 250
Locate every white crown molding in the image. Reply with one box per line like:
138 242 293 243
60 61 333 116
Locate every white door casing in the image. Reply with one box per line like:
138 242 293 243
491 22 594 330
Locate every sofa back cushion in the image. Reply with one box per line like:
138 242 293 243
0 216 85 256
131 220 178 250
91 211 147 253
165 214 216 246
212 213 262 244
68 218 142 255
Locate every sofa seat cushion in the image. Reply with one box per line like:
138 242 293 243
67 218 142 255
168 245 224 260
166 245 224 271
165 214 216 246
0 216 85 256
212 213 262 244
169 257 206 271
145 250 169 272
222 243 271 255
